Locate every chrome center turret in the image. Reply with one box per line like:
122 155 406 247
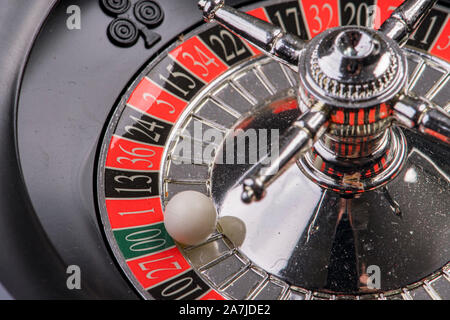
198 0 449 202
297 27 408 170
301 27 406 107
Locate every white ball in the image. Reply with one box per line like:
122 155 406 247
218 216 246 247
164 191 217 246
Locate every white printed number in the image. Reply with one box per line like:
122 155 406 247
309 4 333 33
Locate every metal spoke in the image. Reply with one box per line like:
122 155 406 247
393 93 450 144
379 0 438 46
241 108 329 203
198 0 306 68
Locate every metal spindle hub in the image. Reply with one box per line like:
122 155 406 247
297 27 409 170
337 30 376 58
295 27 408 178
300 27 407 109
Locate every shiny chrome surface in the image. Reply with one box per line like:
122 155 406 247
302 27 406 107
241 108 329 203
197 0 450 203
379 0 438 46
162 56 297 203
394 93 450 144
214 143 449 294
208 89 448 296
161 49 449 298
299 127 408 193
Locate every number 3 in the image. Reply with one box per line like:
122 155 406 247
143 93 176 114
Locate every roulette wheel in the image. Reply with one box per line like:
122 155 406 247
0 0 449 300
